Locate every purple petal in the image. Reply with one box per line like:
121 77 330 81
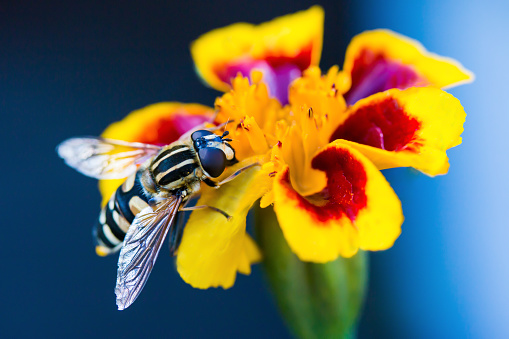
345 55 427 105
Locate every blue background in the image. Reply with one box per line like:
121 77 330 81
2 0 507 337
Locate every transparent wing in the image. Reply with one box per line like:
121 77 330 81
57 137 161 179
115 195 182 310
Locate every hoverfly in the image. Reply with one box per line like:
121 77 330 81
58 123 257 310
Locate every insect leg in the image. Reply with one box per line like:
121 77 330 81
204 119 235 132
179 205 232 220
168 211 185 256
177 120 235 142
215 162 260 186
168 195 196 256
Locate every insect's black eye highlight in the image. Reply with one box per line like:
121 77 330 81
191 130 214 141
198 148 226 178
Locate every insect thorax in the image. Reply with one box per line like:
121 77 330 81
147 142 201 193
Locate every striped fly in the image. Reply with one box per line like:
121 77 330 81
57 124 257 310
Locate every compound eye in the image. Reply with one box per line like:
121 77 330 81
198 148 226 178
191 130 214 141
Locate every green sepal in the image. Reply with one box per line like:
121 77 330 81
254 205 368 339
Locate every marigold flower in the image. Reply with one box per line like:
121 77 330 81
97 7 471 289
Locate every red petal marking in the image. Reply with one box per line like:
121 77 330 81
330 97 421 152
135 112 210 145
281 147 367 224
264 43 314 70
345 49 428 104
213 43 313 84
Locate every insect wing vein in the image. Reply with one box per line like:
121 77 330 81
115 195 182 310
57 137 161 179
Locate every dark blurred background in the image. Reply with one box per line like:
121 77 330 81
2 0 508 338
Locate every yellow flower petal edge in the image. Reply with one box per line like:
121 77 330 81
237 234 262 275
272 142 403 263
343 29 474 91
191 6 324 91
98 102 214 206
176 158 271 289
331 87 466 176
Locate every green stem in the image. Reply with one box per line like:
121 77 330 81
254 205 368 339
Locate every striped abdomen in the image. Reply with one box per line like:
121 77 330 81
94 171 150 256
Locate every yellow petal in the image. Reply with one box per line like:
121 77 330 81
176 158 271 289
273 142 403 263
330 87 466 176
237 234 263 275
98 179 125 207
260 188 275 208
241 116 270 155
191 6 324 92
